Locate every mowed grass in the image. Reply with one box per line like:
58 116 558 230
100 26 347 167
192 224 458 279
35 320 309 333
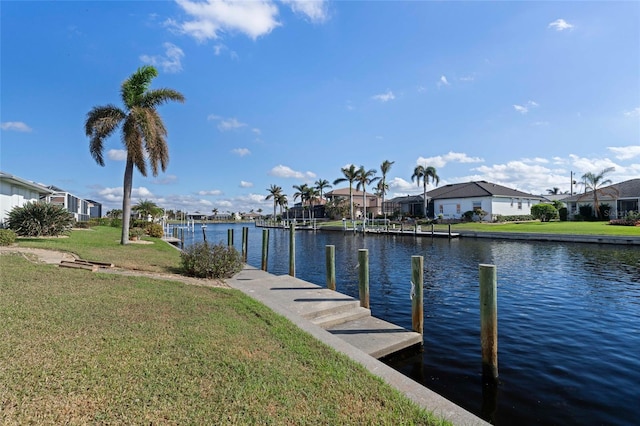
14 226 182 273
320 220 640 236
0 254 446 425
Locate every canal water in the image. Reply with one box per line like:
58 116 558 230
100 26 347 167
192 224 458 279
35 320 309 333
182 223 639 425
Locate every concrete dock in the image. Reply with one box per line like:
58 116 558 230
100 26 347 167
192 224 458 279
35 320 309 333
227 265 488 425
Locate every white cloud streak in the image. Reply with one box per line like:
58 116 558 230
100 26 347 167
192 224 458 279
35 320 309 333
417 152 484 169
548 19 574 31
371 91 395 102
107 149 127 161
240 181 253 188
281 0 328 23
1 121 32 132
232 148 251 156
607 145 640 161
140 42 184 73
268 164 316 179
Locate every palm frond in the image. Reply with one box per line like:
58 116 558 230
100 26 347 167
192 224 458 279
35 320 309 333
85 105 125 166
121 66 158 109
122 116 147 176
142 88 186 108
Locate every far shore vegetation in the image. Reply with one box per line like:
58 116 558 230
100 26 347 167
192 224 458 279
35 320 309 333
1 226 449 425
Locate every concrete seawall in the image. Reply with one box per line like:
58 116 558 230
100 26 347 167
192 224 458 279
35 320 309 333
457 231 640 245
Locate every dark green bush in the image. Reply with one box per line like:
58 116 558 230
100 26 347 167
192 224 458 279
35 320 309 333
494 215 534 222
559 207 568 221
75 221 91 229
181 242 243 279
88 217 111 226
0 229 17 246
7 202 73 237
531 203 559 222
579 205 593 220
599 203 612 221
110 218 122 228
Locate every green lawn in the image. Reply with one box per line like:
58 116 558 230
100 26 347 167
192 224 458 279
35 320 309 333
15 226 182 273
319 220 640 236
1 229 448 425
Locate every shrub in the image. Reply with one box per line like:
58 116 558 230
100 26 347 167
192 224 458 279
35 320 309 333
129 227 145 240
599 203 612 221
609 211 640 226
181 242 243 279
145 223 164 238
579 205 593 220
88 217 111 227
494 215 534 223
75 221 91 229
462 210 475 222
0 229 17 246
531 203 558 222
559 207 568 222
7 202 73 237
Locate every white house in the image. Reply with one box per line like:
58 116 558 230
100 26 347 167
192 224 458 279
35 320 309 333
428 181 546 221
0 171 54 227
43 185 93 222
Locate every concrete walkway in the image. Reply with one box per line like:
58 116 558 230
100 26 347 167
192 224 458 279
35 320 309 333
227 265 489 426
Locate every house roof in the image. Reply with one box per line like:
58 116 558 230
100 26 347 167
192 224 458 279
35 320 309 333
426 181 545 200
325 187 376 198
561 178 640 202
0 171 54 194
387 194 423 203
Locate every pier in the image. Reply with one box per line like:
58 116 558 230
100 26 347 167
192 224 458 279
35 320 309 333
228 265 423 359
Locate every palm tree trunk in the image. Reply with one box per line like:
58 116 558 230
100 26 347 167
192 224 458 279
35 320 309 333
423 181 427 218
121 156 135 245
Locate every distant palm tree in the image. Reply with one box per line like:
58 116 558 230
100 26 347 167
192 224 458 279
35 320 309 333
306 186 320 220
276 193 288 218
355 166 379 226
581 167 617 219
212 208 218 221
547 187 560 195
379 160 394 228
314 179 332 201
265 184 283 219
292 183 310 221
411 165 440 218
85 65 185 244
333 164 359 221
133 199 161 221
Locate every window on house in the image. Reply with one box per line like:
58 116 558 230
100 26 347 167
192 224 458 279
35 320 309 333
518 199 522 210
456 204 461 214
511 198 514 207
439 205 444 214
527 199 530 207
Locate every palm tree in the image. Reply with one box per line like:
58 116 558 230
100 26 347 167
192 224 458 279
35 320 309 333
355 166 379 227
85 66 185 244
306 186 320 220
276 193 288 219
379 160 394 228
212 208 218 221
133 199 161 221
314 179 332 201
333 164 359 222
265 184 283 220
547 187 561 195
581 167 616 219
292 183 309 222
411 165 440 218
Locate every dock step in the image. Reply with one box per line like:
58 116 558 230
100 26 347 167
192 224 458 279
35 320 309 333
311 306 371 328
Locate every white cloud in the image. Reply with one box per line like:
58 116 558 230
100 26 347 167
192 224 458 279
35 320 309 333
171 0 281 41
208 114 247 131
232 148 251 156
98 186 154 202
140 42 184 73
107 149 127 161
548 19 574 31
416 152 484 169
624 107 640 117
240 181 253 188
437 75 450 87
607 145 640 161
268 164 315 179
513 100 539 114
1 121 32 132
198 189 223 196
372 91 395 102
281 0 328 23
252 128 261 135
388 177 420 194
152 174 178 185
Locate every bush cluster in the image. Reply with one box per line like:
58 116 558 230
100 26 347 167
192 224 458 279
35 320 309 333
609 211 640 226
0 229 17 246
145 223 164 238
493 214 534 223
7 202 73 237
531 203 559 222
181 242 243 279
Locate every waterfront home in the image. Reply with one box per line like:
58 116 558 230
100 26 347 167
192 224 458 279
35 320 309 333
561 178 640 219
0 171 54 227
42 185 94 222
324 187 381 218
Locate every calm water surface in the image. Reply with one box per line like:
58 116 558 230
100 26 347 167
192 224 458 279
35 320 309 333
183 223 640 425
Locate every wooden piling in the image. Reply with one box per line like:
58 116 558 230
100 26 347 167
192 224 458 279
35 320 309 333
261 229 269 271
411 255 424 336
227 229 234 247
202 226 207 242
326 245 336 291
242 226 248 262
289 223 295 277
448 224 452 238
480 264 498 382
358 249 369 308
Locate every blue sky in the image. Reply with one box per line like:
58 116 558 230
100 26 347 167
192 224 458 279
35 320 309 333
2 0 639 214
